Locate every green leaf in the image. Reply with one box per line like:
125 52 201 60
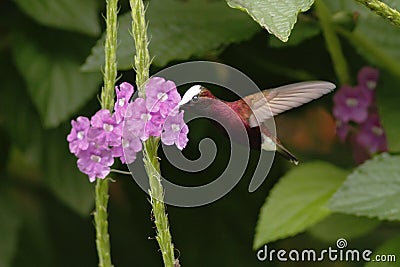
226 0 315 42
269 17 321 47
82 0 259 71
308 213 380 243
376 72 400 152
325 0 400 77
42 126 95 216
364 235 400 267
330 153 400 221
0 190 22 267
12 32 101 128
14 0 100 36
254 161 347 248
0 53 42 149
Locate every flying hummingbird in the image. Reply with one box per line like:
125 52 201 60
178 81 336 165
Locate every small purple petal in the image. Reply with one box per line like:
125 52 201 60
145 77 181 117
357 67 379 104
144 112 164 137
114 82 135 123
124 98 149 140
161 111 189 150
176 124 189 150
355 112 388 154
121 136 142 164
67 116 90 155
90 109 122 146
333 85 371 123
111 136 141 164
77 143 114 182
358 66 379 91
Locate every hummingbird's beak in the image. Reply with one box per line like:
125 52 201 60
178 85 202 106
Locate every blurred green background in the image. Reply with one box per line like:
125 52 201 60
1 0 400 266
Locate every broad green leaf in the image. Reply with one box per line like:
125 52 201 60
254 161 347 248
82 0 259 71
0 191 21 267
0 53 42 149
308 213 380 243
226 0 315 42
330 153 400 221
325 0 400 77
12 32 102 128
42 126 94 216
269 18 320 47
364 236 400 267
14 0 100 36
376 72 400 152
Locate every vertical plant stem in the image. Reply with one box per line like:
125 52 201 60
95 0 118 267
354 0 400 27
94 179 113 267
101 0 118 110
131 0 150 97
315 0 351 85
130 0 176 266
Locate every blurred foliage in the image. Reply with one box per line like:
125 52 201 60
1 0 400 266
253 161 348 248
330 153 400 221
82 0 259 70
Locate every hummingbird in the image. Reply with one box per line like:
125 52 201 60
178 81 336 165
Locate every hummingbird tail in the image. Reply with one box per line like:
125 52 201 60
276 143 299 165
260 126 299 165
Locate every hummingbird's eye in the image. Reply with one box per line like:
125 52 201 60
191 95 199 103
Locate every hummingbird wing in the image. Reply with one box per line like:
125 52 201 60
244 81 335 127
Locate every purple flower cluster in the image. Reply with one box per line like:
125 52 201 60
333 67 387 164
67 78 189 182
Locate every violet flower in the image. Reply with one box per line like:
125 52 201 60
332 66 387 165
145 77 181 117
161 111 189 150
112 136 142 164
68 76 190 182
124 98 150 140
67 116 91 155
77 144 114 182
114 82 135 123
358 66 379 91
333 85 371 123
145 112 164 137
355 112 388 154
90 109 122 146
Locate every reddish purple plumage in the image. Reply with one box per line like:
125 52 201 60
195 89 263 149
186 82 335 164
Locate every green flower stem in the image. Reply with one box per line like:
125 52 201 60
315 0 350 86
130 0 176 266
101 0 118 110
336 27 400 78
94 179 113 267
355 0 400 27
143 138 176 267
95 0 119 267
130 0 150 97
